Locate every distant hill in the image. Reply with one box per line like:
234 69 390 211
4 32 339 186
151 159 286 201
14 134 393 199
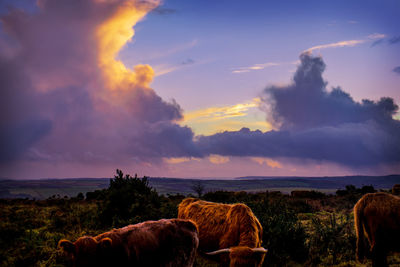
0 175 399 199
236 175 400 188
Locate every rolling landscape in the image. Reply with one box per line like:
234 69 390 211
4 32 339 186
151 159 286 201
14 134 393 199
1 0 400 266
1 175 399 199
1 170 400 266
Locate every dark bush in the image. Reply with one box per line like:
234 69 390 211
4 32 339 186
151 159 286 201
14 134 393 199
98 169 162 227
203 190 238 203
250 193 308 266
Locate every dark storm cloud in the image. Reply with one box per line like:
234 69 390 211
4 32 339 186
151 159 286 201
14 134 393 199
263 53 398 130
0 54 52 162
197 122 400 166
0 119 52 162
129 122 201 158
197 53 400 167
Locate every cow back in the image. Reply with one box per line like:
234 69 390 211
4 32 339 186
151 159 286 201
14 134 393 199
355 192 400 259
94 219 199 266
178 198 262 252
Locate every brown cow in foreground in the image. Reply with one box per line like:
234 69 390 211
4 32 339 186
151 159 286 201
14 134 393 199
58 219 199 267
178 198 267 267
354 192 400 267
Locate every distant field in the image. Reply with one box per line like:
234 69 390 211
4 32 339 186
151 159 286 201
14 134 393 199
1 174 399 199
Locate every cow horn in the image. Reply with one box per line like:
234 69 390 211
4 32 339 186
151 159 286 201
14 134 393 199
252 247 268 253
205 248 231 255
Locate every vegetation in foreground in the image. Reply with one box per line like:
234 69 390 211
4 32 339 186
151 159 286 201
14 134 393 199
0 170 399 267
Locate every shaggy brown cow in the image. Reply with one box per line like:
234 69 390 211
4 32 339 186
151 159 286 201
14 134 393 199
354 192 400 267
178 198 267 267
58 219 199 267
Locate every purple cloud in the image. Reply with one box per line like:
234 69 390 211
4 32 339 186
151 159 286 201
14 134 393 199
0 0 196 167
1 0 399 175
197 53 400 167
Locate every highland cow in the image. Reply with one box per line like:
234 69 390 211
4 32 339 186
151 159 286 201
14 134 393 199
58 219 199 267
354 192 400 267
178 198 267 267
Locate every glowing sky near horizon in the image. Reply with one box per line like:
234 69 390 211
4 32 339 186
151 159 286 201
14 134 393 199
0 0 399 179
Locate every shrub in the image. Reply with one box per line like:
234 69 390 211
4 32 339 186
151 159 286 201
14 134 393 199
203 190 238 203
250 193 308 266
307 213 356 266
98 169 162 227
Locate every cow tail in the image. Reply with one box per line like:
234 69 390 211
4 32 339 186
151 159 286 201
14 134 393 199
354 198 366 263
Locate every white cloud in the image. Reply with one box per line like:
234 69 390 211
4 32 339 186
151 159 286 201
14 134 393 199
304 39 365 53
368 33 386 39
304 33 386 53
232 62 292 74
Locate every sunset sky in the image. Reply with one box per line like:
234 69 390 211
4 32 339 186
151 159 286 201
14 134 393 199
1 0 399 179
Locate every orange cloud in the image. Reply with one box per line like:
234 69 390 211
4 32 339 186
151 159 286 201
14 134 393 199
251 157 282 168
96 0 158 90
182 99 272 135
163 157 199 164
209 155 230 164
184 101 258 122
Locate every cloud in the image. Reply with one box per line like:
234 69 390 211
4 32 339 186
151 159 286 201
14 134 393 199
304 40 365 53
371 39 384 47
251 157 282 168
150 6 177 15
232 62 282 74
263 53 398 130
304 33 387 52
367 33 386 40
209 155 230 164
182 99 272 135
393 66 400 75
184 101 259 122
366 35 400 47
163 157 192 164
0 0 198 168
1 0 399 176
389 36 400 44
182 58 195 65
197 53 400 167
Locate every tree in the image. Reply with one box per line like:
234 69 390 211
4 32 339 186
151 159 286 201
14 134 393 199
191 181 205 198
99 169 161 227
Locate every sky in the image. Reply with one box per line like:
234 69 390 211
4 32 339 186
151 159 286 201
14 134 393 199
0 0 399 179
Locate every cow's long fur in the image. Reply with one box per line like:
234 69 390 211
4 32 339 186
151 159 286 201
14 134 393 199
178 198 265 267
354 192 400 267
59 219 199 267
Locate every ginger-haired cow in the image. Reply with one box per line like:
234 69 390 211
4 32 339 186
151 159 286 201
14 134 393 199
178 198 267 267
354 192 400 267
58 219 198 267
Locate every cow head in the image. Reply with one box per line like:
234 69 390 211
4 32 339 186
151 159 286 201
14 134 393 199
58 236 112 267
206 246 267 267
